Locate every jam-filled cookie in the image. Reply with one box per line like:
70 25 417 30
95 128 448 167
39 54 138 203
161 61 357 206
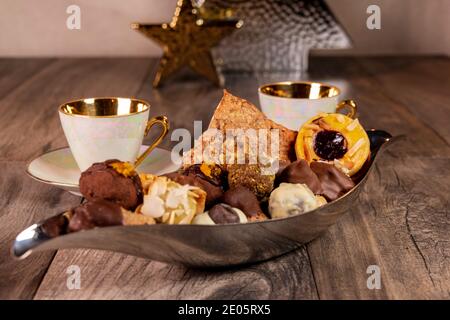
295 113 370 176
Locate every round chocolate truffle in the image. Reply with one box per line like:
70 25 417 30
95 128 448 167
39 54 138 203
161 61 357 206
269 183 320 219
79 160 143 210
192 204 247 225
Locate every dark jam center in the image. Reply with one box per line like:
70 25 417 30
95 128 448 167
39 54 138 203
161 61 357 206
313 130 347 160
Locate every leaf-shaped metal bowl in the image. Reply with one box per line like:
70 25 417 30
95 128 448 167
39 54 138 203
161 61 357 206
13 130 399 268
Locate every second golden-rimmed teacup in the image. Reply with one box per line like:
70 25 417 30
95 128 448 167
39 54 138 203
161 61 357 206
59 97 169 172
258 81 357 130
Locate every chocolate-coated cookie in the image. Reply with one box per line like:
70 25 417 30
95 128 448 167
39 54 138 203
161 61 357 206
276 159 323 194
310 161 355 201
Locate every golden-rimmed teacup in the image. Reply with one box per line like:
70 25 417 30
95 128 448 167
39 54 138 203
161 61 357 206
258 81 357 130
59 97 169 171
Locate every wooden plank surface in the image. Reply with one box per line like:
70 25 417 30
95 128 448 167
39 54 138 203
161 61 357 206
34 247 318 300
0 57 448 299
0 58 55 99
0 162 80 299
357 57 450 145
303 57 450 299
0 58 153 299
0 58 62 299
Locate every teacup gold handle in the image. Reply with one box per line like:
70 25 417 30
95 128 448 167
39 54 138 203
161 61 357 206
134 115 170 168
336 99 357 119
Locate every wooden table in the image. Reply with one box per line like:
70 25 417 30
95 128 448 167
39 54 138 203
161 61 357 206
0 57 449 300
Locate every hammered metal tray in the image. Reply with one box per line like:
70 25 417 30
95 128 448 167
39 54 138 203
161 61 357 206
13 130 399 268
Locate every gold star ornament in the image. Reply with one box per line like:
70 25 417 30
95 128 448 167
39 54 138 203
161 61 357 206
132 0 242 87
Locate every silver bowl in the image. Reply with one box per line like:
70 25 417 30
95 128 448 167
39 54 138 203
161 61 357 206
13 130 400 268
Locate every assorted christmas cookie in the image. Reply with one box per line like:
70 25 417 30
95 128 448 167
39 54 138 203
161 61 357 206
42 91 378 239
269 183 322 219
192 204 248 225
227 164 275 200
295 113 370 176
164 163 226 208
222 186 268 221
310 161 355 201
79 160 143 210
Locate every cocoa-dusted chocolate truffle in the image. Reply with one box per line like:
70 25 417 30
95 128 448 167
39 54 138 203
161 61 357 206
79 160 143 210
276 159 323 194
222 186 267 221
227 164 275 200
165 163 225 207
68 199 123 232
310 161 355 201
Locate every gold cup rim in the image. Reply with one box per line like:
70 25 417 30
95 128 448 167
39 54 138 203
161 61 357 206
258 81 341 100
58 97 151 118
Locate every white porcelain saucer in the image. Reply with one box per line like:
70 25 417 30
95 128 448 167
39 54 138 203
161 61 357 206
26 146 180 196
